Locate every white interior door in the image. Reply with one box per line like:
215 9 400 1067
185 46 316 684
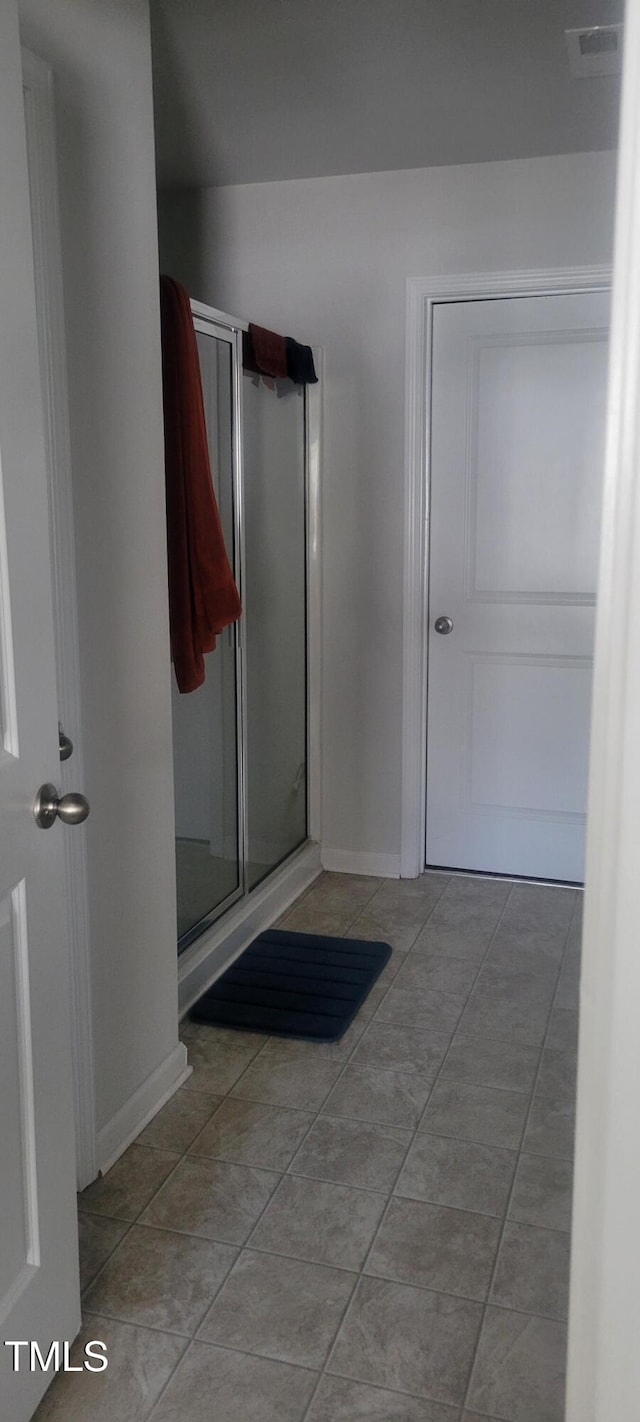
0 7 80 1417
426 290 609 881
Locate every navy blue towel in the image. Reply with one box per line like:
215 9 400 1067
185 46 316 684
189 928 391 1041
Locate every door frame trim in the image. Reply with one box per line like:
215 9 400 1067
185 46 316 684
401 263 612 879
22 48 97 1189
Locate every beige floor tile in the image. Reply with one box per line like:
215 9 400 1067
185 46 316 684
306 1375 459 1421
323 1065 434 1130
435 874 511 911
66 877 579 1422
290 1114 411 1192
356 981 388 1019
182 1025 268 1095
282 905 358 935
148 1341 317 1422
491 1222 571 1320
476 957 559 996
255 1015 367 1062
230 1049 343 1110
546 1007 579 1052
346 899 436 953
500 883 576 932
294 872 380 916
375 985 468 1034
138 1089 222 1154
467 1307 567 1422
141 1156 280 1243
352 1021 451 1075
458 986 552 1048
523 1092 575 1161
78 1213 129 1292
440 1034 540 1093
420 1080 529 1151
79 1145 181 1222
535 1047 577 1103
381 871 451 898
250 1174 386 1270
198 1249 355 1367
508 1154 573 1232
83 1225 236 1333
328 1274 482 1405
189 1097 313 1170
366 1196 501 1300
555 957 580 1011
393 954 479 996
410 877 509 960
373 947 406 984
415 880 508 931
32 1318 187 1422
396 1133 517 1217
411 922 496 962
487 928 567 971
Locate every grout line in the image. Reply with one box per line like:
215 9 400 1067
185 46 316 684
144 1336 321 1421
83 1232 570 1344
411 881 526 1409
301 1362 471 1422
318 883 520 1398
412 884 522 1126
77 875 577 1422
78 1218 135 1298
460 892 578 1414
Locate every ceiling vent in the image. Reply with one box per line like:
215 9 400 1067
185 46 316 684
565 24 623 78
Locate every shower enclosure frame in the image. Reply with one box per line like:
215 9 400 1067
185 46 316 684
175 298 322 984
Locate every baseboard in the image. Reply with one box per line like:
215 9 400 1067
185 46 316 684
321 848 402 878
95 1042 191 1177
178 840 322 1017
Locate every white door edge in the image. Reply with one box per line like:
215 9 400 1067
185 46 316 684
401 262 612 881
566 0 640 1413
22 47 97 1190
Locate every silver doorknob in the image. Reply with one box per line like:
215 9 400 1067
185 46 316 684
58 723 73 762
434 615 454 635
34 782 90 829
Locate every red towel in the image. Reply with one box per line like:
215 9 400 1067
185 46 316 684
249 322 288 379
160 276 242 693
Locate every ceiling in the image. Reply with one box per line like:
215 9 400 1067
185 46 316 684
151 0 624 189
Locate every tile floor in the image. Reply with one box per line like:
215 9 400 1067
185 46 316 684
35 870 580 1422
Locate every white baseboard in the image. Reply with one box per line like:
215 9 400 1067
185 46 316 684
321 848 402 878
178 840 322 1016
95 1042 191 1177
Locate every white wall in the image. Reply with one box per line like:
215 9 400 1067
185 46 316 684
158 150 618 872
20 0 182 1153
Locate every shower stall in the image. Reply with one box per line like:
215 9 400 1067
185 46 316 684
171 300 320 961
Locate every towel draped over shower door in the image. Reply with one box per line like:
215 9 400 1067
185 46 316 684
160 274 242 693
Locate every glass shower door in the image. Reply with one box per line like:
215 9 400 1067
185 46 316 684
173 325 242 948
243 372 308 889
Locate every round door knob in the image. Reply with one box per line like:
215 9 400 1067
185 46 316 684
59 730 73 762
434 615 454 635
34 782 90 829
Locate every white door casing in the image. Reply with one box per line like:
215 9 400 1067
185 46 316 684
426 291 610 881
22 47 97 1192
0 6 80 1417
